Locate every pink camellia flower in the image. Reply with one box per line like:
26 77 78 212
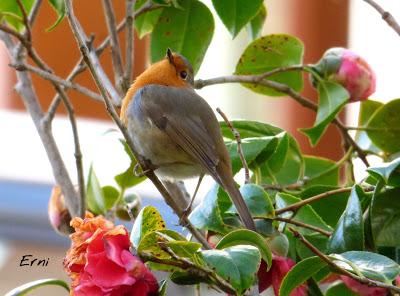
258 255 307 296
64 212 158 296
340 276 387 296
313 47 376 102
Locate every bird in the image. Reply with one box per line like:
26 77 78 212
120 48 256 231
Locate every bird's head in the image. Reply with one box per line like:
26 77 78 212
134 48 194 88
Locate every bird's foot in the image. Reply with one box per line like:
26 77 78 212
178 205 192 226
133 160 158 177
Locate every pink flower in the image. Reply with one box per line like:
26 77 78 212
341 276 387 296
64 212 158 296
258 255 307 296
48 186 73 236
313 48 376 102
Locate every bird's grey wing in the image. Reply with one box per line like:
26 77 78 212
134 85 221 181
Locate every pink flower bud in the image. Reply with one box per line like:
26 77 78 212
48 186 74 236
314 48 376 102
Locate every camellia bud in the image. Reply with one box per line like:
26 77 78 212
48 186 74 235
312 47 376 102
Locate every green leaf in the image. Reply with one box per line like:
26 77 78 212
276 193 332 235
325 282 358 296
0 0 34 32
355 100 383 153
246 5 267 40
227 184 274 217
280 256 326 296
212 0 263 38
5 279 69 296
216 229 272 268
86 165 106 215
327 186 364 253
367 156 400 185
47 0 66 31
157 280 167 296
367 98 400 154
151 0 214 73
298 186 350 228
331 251 400 283
225 135 279 175
296 233 329 260
304 156 339 187
189 185 231 234
170 271 205 285
235 34 304 96
371 187 400 247
134 0 163 38
114 139 146 189
220 120 282 139
102 185 120 210
131 206 166 248
301 81 349 145
201 245 261 293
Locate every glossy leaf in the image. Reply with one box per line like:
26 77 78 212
325 282 358 296
227 184 274 217
298 185 350 228
301 81 349 145
212 0 263 38
371 188 400 247
158 280 167 296
327 186 364 253
189 185 231 234
367 156 400 185
367 98 400 154
220 120 282 139
280 256 326 296
151 0 214 73
216 229 272 268
131 206 166 248
0 0 34 31
276 193 332 235
86 165 106 215
296 233 329 260
225 136 279 175
114 139 146 189
201 245 261 293
303 156 339 187
134 0 163 38
246 4 267 40
5 279 69 296
102 185 120 210
331 251 400 283
235 34 304 96
355 100 383 153
47 0 65 30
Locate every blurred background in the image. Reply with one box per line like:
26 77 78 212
1 0 400 294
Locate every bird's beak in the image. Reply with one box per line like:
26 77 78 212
166 48 175 65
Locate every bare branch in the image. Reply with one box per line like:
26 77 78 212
291 228 400 294
363 0 400 36
216 107 250 184
267 217 332 237
124 0 135 88
101 0 126 93
64 0 210 249
16 0 31 41
11 62 104 102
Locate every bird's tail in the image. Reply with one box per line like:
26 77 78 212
218 173 256 231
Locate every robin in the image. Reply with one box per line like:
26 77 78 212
120 49 256 231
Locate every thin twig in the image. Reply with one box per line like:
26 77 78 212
64 0 210 249
363 0 400 36
195 74 370 167
101 0 125 93
346 126 400 132
124 0 135 88
291 228 400 294
267 216 332 237
11 62 104 102
216 108 250 184
16 0 31 41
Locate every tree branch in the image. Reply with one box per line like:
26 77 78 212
363 0 400 36
101 0 126 93
64 0 210 249
124 0 135 88
216 107 250 184
291 228 400 294
266 217 332 237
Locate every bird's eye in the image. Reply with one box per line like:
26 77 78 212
179 70 188 80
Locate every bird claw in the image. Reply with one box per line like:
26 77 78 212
178 205 192 226
133 160 158 177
